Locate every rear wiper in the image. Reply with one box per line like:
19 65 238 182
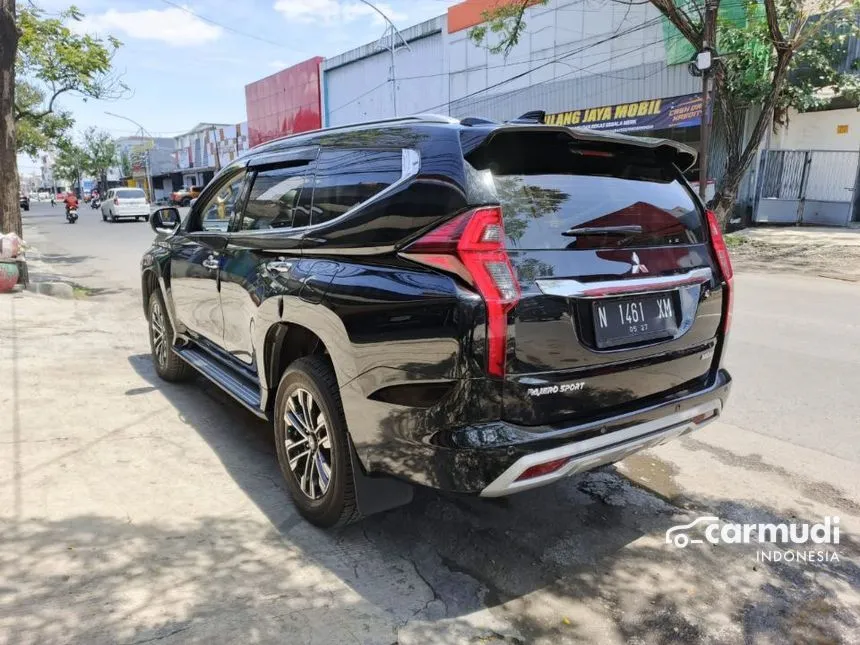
561 225 642 237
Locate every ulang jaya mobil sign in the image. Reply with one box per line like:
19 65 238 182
544 93 705 133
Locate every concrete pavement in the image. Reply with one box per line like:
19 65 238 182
1 201 859 644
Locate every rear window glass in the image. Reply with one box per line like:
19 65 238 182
468 132 703 250
116 189 146 199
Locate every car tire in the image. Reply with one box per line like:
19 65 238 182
111 214 118 223
274 356 360 528
147 290 192 382
102 213 107 222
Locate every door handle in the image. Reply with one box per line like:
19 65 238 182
202 256 220 271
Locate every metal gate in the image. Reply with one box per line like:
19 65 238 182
755 149 860 226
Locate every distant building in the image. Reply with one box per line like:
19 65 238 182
113 136 176 200
172 122 233 189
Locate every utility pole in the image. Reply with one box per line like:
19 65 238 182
698 0 716 202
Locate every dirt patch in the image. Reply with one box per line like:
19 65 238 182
726 234 860 280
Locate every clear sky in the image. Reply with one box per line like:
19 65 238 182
19 0 449 174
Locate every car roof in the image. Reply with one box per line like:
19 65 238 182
247 114 696 171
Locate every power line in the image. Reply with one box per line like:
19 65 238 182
417 15 668 113
329 80 390 115
157 0 293 50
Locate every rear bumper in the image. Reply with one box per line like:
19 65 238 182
116 208 150 217
480 397 721 496
379 369 731 494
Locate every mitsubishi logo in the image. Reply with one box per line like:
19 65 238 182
631 252 648 274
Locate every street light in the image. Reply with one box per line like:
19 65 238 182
357 0 411 117
105 111 156 203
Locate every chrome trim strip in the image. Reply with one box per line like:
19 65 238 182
480 400 721 497
535 267 712 299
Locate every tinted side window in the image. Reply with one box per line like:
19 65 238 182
311 149 402 226
241 164 311 230
193 172 246 233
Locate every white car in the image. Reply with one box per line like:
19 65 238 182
101 188 150 222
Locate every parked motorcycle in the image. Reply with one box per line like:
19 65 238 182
66 208 78 224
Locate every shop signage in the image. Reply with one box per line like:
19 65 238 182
545 93 704 133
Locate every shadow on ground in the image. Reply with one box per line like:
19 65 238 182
7 353 851 644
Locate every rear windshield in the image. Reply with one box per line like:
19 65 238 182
116 189 146 199
467 131 703 250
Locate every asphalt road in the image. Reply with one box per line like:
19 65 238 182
6 201 859 644
23 200 860 463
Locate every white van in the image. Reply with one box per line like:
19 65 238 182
101 188 150 222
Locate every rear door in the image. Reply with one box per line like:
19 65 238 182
467 129 724 426
115 188 148 215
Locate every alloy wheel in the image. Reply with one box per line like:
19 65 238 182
150 300 168 368
284 388 332 500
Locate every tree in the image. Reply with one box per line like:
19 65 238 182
119 149 132 178
82 127 117 195
53 139 88 197
470 0 860 227
0 2 124 236
0 0 19 235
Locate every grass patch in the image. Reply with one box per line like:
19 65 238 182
724 234 749 248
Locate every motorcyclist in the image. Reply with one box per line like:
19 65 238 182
64 192 79 216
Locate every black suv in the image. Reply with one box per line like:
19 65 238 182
141 115 732 528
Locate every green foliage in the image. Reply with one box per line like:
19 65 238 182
119 150 132 178
718 2 860 122
53 138 89 191
15 81 73 156
82 127 117 176
14 4 125 153
469 1 535 55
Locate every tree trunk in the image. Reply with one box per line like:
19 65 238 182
709 50 794 230
0 0 20 237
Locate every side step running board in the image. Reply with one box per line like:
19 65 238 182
175 345 266 419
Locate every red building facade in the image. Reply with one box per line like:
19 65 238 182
245 56 324 148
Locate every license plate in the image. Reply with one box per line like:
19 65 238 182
592 293 677 349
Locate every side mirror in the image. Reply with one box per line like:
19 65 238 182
150 207 181 235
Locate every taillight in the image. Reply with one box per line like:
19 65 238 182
403 206 520 377
113 197 119 205
515 457 570 482
706 209 733 334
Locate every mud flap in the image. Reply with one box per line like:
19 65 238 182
349 440 414 517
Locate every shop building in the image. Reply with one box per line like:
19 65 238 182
172 122 234 189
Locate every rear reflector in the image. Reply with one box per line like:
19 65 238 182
705 210 733 334
515 457 570 482
403 206 520 377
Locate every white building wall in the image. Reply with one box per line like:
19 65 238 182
771 108 860 151
445 0 696 121
322 18 447 126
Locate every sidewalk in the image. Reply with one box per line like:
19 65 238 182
727 225 860 280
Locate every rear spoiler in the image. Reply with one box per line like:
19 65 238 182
477 118 697 171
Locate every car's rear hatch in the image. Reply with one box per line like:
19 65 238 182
465 128 726 426
116 189 148 211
